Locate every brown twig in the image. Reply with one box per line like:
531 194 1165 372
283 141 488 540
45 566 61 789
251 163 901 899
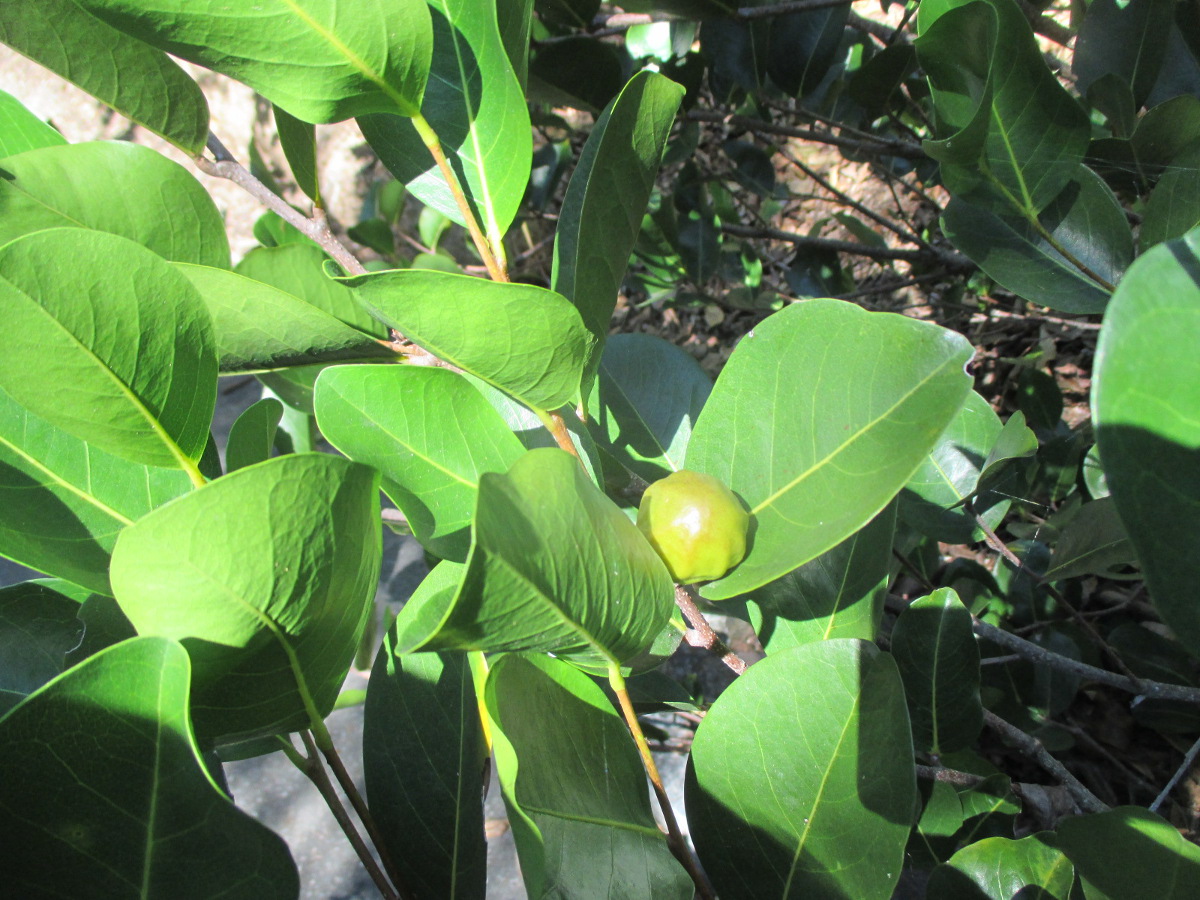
198 133 366 276
290 732 404 900
686 109 926 160
719 221 972 270
675 585 747 675
983 710 1108 813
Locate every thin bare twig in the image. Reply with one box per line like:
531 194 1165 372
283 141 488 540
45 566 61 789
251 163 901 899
198 133 366 276
983 710 1109 814
719 221 972 270
685 109 926 160
1151 734 1200 814
675 585 747 675
971 617 1200 705
292 732 403 900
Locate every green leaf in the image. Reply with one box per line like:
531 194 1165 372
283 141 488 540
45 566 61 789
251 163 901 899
0 229 217 473
314 364 525 561
396 448 675 667
341 269 589 411
0 141 229 267
891 588 984 754
941 169 1132 313
72 0 432 122
1141 142 1200 250
740 503 895 653
496 0 534 90
225 398 283 473
916 0 1090 215
485 654 691 899
1043 497 1138 581
0 2 209 154
688 299 973 600
174 262 394 372
0 637 299 898
1074 0 1174 110
0 581 82 716
234 243 387 337
687 639 915 899
1056 806 1200 899
273 104 321 205
358 0 531 245
588 332 713 482
109 453 381 744
552 71 685 393
363 640 486 900
900 390 1011 543
0 89 67 158
1093 229 1200 652
928 834 1073 899
0 388 193 594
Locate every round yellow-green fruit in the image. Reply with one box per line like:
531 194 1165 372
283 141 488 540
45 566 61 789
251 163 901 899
636 470 749 584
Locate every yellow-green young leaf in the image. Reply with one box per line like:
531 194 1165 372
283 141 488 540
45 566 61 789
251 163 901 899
109 454 381 745
71 0 432 122
0 2 209 154
485 654 692 899
688 299 973 600
0 637 299 898
0 229 217 472
687 639 915 899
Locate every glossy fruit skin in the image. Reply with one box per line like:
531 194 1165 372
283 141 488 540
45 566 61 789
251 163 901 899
636 470 749 584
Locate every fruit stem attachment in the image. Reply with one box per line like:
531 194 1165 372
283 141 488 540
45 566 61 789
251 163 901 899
607 661 716 900
675 585 747 676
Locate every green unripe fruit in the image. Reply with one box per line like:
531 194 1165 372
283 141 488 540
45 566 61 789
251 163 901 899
636 470 749 584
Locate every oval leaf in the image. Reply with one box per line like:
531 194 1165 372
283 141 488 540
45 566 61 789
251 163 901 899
687 639 915 899
175 262 394 372
0 229 217 472
109 453 381 744
0 389 193 594
891 587 984 754
400 447 675 666
315 364 525 561
688 299 973 600
928 834 1073 899
552 70 685 392
73 0 432 122
485 654 691 899
1093 229 1200 652
0 3 209 154
589 332 713 482
0 141 229 267
0 637 299 898
1056 806 1200 898
364 640 487 899
343 269 589 411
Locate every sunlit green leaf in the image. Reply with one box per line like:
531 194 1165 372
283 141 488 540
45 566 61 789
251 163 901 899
688 299 973 600
0 89 68 158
